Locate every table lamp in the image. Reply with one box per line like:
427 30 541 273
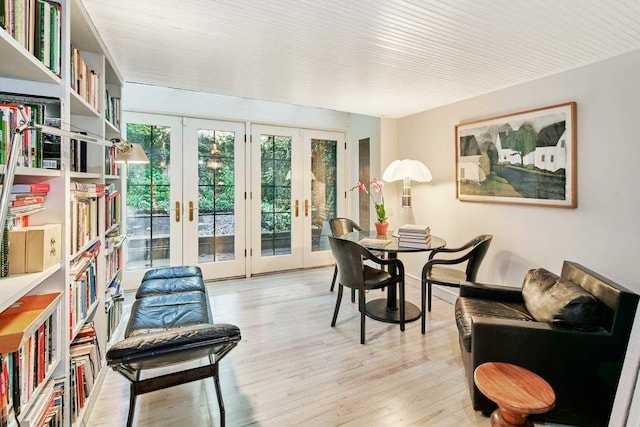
382 159 432 226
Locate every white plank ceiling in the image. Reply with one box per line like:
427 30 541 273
83 0 640 118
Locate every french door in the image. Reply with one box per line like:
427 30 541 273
250 125 345 274
123 113 246 284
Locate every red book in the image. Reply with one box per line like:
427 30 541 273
0 355 7 424
10 192 48 200
11 196 45 207
38 323 46 383
76 363 85 408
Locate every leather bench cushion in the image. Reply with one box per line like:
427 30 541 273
455 297 534 352
142 265 203 281
126 291 212 338
136 275 206 298
522 268 599 330
107 323 241 369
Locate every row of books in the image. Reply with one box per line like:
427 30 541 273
104 144 120 176
397 224 432 249
0 103 46 168
70 47 100 111
69 137 87 173
19 378 63 427
105 184 120 231
0 0 63 75
69 323 101 423
105 279 123 343
104 90 121 130
105 235 122 286
69 257 97 340
69 184 101 255
0 314 55 423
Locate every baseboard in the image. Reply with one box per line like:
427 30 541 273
405 273 458 306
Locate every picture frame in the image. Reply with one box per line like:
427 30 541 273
455 102 577 208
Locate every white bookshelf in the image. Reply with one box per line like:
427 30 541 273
0 0 125 425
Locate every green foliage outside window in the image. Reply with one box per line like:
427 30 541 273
125 125 338 234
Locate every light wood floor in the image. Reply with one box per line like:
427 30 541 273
87 267 560 427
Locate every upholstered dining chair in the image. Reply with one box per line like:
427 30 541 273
421 234 493 333
328 236 405 344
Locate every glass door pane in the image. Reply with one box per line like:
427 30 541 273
302 130 345 268
122 112 184 287
250 125 303 274
310 138 337 251
183 118 246 279
197 129 236 262
260 134 292 257
125 123 172 270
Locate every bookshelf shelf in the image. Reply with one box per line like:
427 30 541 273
0 30 61 84
70 89 100 117
105 119 119 135
69 171 102 179
0 166 62 177
0 292 63 353
70 299 99 341
0 266 61 313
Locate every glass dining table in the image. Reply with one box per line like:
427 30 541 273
339 230 446 324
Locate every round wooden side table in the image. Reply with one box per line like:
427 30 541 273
474 362 556 427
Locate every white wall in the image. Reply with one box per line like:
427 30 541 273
124 82 357 131
394 48 640 427
394 49 640 290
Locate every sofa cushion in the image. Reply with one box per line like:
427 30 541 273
136 275 206 298
522 268 599 330
455 297 534 352
125 291 212 337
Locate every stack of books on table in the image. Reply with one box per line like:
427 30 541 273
398 224 431 248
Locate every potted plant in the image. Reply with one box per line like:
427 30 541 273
351 178 388 235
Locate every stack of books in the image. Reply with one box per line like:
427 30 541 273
9 182 50 220
398 224 431 248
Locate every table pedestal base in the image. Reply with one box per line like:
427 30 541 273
490 408 533 427
365 299 421 323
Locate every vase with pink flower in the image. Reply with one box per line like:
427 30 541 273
351 178 388 235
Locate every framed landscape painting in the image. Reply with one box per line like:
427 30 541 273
455 102 577 208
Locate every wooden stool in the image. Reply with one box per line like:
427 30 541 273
474 362 556 427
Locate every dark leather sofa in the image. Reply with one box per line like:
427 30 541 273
455 261 638 427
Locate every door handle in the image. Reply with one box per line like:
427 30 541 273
175 201 181 222
294 200 299 217
189 201 195 222
304 199 309 217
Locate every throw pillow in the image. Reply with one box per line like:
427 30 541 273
522 268 599 330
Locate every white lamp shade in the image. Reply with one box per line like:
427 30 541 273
115 143 150 164
116 143 149 163
382 159 432 182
